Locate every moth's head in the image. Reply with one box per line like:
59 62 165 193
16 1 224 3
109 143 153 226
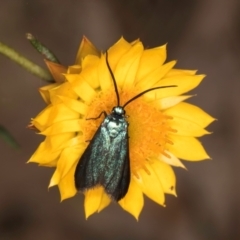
112 106 125 116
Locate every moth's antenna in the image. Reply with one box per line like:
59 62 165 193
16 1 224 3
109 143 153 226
106 51 120 106
123 85 177 108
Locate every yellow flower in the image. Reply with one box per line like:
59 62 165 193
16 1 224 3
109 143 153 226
29 36 214 220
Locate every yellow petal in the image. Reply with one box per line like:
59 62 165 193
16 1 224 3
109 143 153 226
134 163 165 205
97 192 111 213
119 179 144 220
28 134 73 165
168 135 210 161
130 39 140 46
48 139 84 187
40 119 83 135
164 102 215 128
62 134 85 148
135 44 167 82
28 141 60 165
159 151 186 169
98 54 113 92
65 73 78 83
69 76 96 104
49 103 79 125
144 75 204 101
82 55 99 70
57 96 88 115
79 56 100 90
156 95 193 110
169 116 210 137
107 37 132 71
75 36 100 65
49 168 60 187
84 187 108 219
49 82 78 103
38 159 58 167
165 69 197 77
136 61 176 91
56 145 85 180
158 75 204 97
114 42 143 89
28 133 72 164
46 133 76 149
32 105 53 131
150 159 176 196
67 65 81 74
58 164 77 201
44 60 67 83
29 134 76 165
39 83 60 104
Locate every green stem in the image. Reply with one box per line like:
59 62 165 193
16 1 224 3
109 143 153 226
26 33 60 63
0 41 53 82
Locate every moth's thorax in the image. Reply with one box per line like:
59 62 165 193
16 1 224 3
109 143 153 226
103 107 127 138
112 106 125 116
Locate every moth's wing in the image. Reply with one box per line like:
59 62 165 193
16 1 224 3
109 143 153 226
117 138 131 200
74 125 110 191
103 124 131 201
74 117 131 202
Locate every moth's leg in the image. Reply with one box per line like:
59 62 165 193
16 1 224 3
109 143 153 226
86 111 107 120
85 111 107 142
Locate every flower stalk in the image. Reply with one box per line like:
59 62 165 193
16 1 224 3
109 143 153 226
0 41 53 82
26 33 60 64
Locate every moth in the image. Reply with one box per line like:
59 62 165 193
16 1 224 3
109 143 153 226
74 52 176 201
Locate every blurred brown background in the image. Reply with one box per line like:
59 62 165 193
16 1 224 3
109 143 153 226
0 0 239 239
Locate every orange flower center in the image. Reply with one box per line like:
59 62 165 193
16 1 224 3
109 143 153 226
82 88 173 177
